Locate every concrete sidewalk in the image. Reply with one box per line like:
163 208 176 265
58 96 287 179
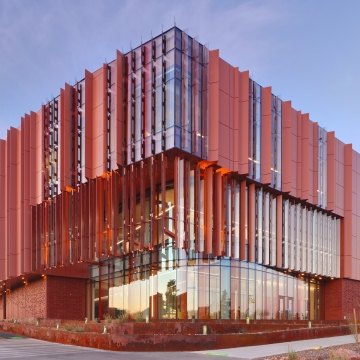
194 335 356 359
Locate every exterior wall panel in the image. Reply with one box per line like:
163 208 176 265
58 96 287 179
214 171 223 256
204 166 213 254
281 101 292 193
238 71 249 175
261 87 271 184
21 114 31 273
301 114 310 201
327 131 335 211
313 123 319 205
0 140 7 280
115 51 125 167
343 144 352 278
240 180 247 260
276 195 283 268
92 68 106 177
85 70 94 179
7 128 21 277
296 111 302 199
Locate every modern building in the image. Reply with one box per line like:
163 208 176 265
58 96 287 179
0 27 358 322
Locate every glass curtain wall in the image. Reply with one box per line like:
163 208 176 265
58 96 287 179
249 80 261 181
125 27 208 165
43 96 61 199
95 257 316 321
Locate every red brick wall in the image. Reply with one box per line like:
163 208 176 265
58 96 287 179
324 278 360 320
46 276 87 320
2 276 87 320
0 295 4 320
6 279 47 320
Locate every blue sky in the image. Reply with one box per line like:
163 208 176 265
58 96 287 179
0 0 359 149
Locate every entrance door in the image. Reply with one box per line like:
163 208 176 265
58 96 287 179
309 282 321 320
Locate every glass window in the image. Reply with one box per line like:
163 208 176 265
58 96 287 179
220 259 231 319
249 80 261 181
209 260 220 319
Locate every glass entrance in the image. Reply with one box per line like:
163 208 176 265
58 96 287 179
309 281 321 320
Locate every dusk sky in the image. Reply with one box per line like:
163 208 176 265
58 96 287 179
0 0 359 149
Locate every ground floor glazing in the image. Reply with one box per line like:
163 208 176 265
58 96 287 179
91 248 323 321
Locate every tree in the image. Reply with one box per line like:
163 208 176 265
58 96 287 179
165 279 177 318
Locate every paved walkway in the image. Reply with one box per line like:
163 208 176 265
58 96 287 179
0 331 356 359
195 335 356 359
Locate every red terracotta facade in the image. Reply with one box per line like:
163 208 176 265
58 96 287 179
0 26 359 322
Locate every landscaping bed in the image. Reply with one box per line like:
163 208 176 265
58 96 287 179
0 319 351 352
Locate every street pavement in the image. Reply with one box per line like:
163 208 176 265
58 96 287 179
0 332 225 360
0 332 356 359
194 334 356 359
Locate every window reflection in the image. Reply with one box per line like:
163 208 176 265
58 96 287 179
96 255 320 321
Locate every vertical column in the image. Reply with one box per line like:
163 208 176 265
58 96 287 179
308 117 315 204
204 166 214 254
114 171 121 254
105 175 112 255
21 114 31 273
55 196 61 266
29 111 41 205
129 165 136 252
150 158 157 249
43 201 49 268
240 180 247 261
208 50 219 162
42 105 49 200
85 70 94 179
301 114 310 201
282 101 292 193
7 128 21 277
161 154 166 247
276 195 283 268
261 87 272 184
342 144 352 278
232 68 240 172
33 203 41 270
81 182 90 261
313 123 319 205
183 159 190 251
102 64 109 172
174 156 179 249
96 177 105 257
0 140 7 280
296 111 302 198
248 183 255 263
61 191 69 265
60 84 74 190
194 166 201 252
115 50 125 167
139 163 145 250
214 171 223 256
326 131 335 211
238 71 249 175
89 179 96 260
